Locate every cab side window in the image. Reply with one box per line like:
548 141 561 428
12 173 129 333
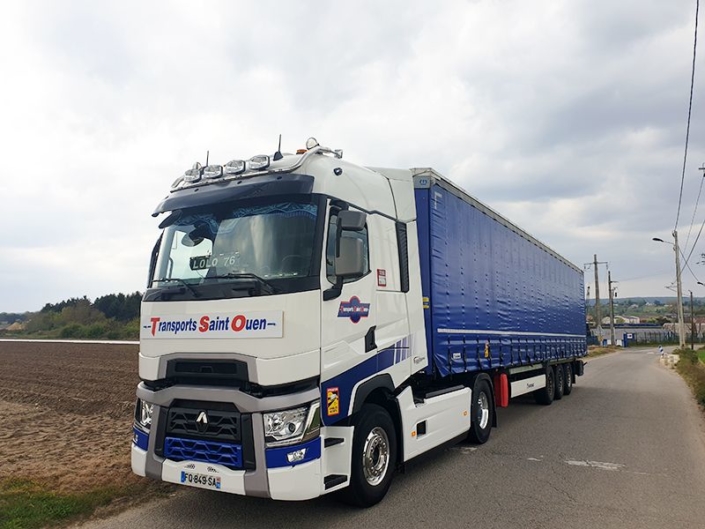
326 211 370 284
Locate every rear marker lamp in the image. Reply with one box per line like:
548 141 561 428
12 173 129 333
183 162 203 183
224 159 246 175
203 165 223 179
248 155 270 171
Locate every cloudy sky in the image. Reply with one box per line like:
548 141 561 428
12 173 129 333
1 0 704 312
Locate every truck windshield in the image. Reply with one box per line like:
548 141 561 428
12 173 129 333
148 200 320 301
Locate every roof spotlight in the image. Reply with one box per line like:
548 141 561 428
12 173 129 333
183 162 202 183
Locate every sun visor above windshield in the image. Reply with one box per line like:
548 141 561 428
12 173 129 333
151 173 315 216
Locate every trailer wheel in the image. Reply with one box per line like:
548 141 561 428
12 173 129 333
534 366 555 406
468 378 494 444
563 363 573 396
340 404 397 507
554 365 565 400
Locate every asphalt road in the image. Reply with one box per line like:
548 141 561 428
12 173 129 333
78 347 705 529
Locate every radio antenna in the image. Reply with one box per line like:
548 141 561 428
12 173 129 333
273 134 283 161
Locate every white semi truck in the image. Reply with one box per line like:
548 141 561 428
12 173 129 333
132 138 587 506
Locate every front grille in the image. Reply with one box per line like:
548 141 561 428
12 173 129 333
166 407 241 442
165 359 249 387
164 437 243 470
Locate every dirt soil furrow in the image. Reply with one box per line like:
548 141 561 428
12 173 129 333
0 341 145 493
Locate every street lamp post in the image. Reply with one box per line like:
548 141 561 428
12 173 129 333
653 231 686 348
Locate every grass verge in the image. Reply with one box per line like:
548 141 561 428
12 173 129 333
587 345 620 358
674 347 705 407
0 478 170 529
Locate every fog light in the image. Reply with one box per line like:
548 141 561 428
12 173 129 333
286 448 307 463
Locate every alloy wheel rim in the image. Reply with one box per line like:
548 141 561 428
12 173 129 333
477 392 490 429
362 427 390 486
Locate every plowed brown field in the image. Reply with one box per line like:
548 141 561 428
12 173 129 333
0 341 146 493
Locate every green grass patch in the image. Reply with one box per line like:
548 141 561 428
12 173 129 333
0 478 165 529
674 348 705 407
698 350 705 364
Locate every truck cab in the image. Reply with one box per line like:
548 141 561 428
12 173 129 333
132 138 585 506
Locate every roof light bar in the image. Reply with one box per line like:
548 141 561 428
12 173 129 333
203 165 223 179
248 155 270 171
224 159 246 175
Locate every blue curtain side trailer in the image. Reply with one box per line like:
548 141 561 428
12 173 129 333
412 170 587 388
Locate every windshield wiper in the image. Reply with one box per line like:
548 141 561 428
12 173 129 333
152 277 201 298
206 273 279 294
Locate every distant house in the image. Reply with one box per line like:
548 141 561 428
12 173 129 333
601 316 640 325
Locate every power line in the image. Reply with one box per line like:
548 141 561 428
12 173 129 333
683 164 705 252
681 164 705 269
674 0 700 230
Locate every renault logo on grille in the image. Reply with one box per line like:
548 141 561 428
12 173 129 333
196 411 209 433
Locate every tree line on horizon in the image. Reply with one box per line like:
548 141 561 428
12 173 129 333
0 292 142 340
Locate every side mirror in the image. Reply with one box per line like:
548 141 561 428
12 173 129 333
338 210 366 231
335 236 365 278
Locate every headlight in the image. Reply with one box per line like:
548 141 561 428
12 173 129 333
263 401 320 447
136 399 154 429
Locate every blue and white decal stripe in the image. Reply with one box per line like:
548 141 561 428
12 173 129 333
320 337 409 426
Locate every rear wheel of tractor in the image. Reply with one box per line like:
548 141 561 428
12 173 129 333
554 365 565 400
339 404 397 508
563 363 573 396
468 378 494 444
534 366 555 405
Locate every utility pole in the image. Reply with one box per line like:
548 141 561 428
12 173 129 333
653 233 686 348
690 290 695 350
674 230 686 349
608 271 617 346
584 255 608 343
594 254 602 340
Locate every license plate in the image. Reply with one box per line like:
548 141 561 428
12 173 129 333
180 470 221 490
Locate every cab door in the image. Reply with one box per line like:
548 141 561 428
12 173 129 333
320 204 378 425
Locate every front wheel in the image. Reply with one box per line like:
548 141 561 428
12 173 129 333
339 404 397 507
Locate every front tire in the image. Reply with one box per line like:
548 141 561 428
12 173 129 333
468 378 494 444
339 404 397 507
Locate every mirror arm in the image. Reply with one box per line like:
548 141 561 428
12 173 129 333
323 278 343 301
